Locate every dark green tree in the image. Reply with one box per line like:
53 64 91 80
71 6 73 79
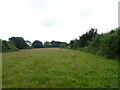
9 37 28 49
49 41 68 48
69 40 75 49
32 40 43 48
79 28 97 47
44 41 51 48
50 40 58 47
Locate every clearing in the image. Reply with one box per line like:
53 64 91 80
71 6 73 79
2 48 118 88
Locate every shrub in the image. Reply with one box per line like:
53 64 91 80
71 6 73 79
2 40 19 52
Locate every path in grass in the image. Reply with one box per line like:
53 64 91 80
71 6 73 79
2 48 118 88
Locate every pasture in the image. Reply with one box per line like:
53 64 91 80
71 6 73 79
2 48 118 88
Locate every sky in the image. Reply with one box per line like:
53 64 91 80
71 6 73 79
0 0 119 43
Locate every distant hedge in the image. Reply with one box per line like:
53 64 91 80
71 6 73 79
0 40 19 52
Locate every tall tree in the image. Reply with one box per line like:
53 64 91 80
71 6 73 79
79 28 97 47
9 37 28 49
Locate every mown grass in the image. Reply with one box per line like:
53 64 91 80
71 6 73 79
2 48 118 88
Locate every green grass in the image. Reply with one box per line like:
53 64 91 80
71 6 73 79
2 48 118 88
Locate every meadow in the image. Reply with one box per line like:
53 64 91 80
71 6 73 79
2 48 118 88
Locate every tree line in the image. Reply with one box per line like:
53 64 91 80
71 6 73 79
0 37 67 52
62 28 120 60
0 27 119 59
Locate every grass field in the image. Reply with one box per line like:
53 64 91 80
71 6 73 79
2 48 118 88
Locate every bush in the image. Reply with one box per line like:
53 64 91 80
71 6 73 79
2 40 19 52
84 28 120 59
68 28 120 60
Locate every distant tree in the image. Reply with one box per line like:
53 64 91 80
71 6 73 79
69 40 75 49
50 40 67 48
69 39 80 49
44 41 51 48
50 40 57 47
9 37 28 49
32 40 43 48
2 40 19 52
79 28 97 47
59 43 68 48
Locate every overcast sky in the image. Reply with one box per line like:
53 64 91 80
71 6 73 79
0 0 119 43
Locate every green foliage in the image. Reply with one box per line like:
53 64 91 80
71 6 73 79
1 37 68 51
32 40 43 48
44 41 51 48
59 43 68 48
69 28 97 50
81 28 120 59
50 41 62 47
69 39 80 50
44 41 68 48
2 40 19 52
79 28 97 47
69 40 74 49
9 37 28 49
68 28 119 60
